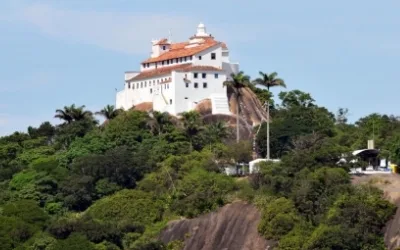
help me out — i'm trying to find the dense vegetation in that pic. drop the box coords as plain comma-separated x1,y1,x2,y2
0,72,399,249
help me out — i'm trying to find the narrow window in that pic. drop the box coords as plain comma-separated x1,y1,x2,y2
167,84,169,89
170,99,173,104
211,53,216,60
198,55,202,60
203,82,207,88
194,73,198,78
143,64,146,68
141,82,143,88
167,60,170,65
180,58,183,62
163,45,166,50
214,73,218,79
194,83,198,88
162,61,165,65
150,88,152,94
202,73,206,79
184,57,187,62
136,83,139,88
147,63,150,67
132,83,135,89
145,81,147,87
190,56,193,60
175,58,178,63
128,83,131,89
185,82,189,88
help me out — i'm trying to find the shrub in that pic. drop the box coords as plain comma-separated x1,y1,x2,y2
171,168,236,218
87,190,164,226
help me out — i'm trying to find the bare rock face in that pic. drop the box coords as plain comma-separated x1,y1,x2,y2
159,202,275,250
352,174,400,250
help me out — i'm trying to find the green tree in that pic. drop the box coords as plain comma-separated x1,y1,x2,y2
95,105,122,121
179,111,203,151
223,71,251,142
203,121,229,145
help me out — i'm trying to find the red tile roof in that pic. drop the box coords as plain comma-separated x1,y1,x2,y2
176,65,223,72
128,63,191,81
127,64,223,81
143,39,222,64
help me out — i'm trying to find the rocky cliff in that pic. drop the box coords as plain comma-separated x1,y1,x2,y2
159,201,275,250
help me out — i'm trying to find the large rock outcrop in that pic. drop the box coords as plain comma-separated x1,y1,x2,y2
352,174,400,250
159,202,275,250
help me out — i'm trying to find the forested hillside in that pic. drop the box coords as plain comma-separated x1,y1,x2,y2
1,72,400,249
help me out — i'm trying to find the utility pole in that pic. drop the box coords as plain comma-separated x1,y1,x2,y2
266,101,270,160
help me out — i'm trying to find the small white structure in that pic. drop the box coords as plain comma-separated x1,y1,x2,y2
116,23,239,115
249,158,281,174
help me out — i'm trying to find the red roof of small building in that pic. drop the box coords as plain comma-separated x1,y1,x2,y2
127,63,223,81
155,38,170,45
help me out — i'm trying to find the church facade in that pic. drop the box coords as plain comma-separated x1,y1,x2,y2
116,23,239,115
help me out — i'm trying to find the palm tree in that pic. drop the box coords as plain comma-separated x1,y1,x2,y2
96,105,122,120
180,111,203,151
253,71,286,160
204,121,229,144
55,104,94,124
147,111,173,137
223,71,251,143
54,106,73,124
69,105,93,121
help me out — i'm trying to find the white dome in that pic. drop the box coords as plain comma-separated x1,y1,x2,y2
198,22,205,28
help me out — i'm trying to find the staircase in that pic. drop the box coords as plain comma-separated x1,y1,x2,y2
210,94,231,115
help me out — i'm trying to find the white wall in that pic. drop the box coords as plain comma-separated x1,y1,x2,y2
173,70,227,115
192,46,223,68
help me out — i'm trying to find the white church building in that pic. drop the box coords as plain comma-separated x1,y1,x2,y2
116,23,239,115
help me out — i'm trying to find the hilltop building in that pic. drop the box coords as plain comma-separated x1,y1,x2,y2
116,23,239,115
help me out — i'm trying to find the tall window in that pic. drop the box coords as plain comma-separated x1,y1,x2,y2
198,55,202,60
194,83,198,88
190,56,193,60
214,73,218,79
170,99,173,104
211,53,216,60
185,82,189,88
137,83,139,88
163,45,166,50
202,73,206,79
128,83,131,89
150,88,152,94
141,82,143,88
180,58,183,62
194,73,198,78
162,61,165,65
203,82,207,88
175,58,178,63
